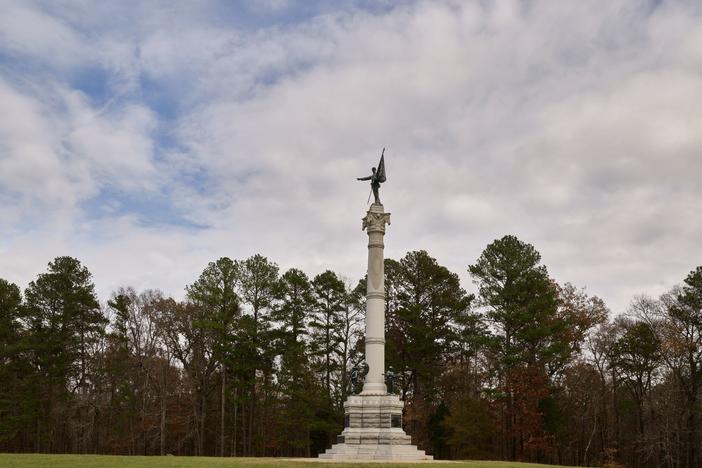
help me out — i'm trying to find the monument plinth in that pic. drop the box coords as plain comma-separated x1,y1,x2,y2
319,203,432,461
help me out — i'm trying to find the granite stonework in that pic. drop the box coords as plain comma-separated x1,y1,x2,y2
320,204,432,461
319,394,432,460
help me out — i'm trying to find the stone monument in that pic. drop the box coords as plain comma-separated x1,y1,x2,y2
319,152,432,461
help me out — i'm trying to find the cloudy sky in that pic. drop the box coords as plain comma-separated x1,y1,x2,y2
1,0,701,313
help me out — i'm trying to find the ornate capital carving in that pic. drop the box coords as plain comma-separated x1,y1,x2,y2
362,211,391,233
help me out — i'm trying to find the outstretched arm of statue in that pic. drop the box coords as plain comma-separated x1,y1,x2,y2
357,175,372,181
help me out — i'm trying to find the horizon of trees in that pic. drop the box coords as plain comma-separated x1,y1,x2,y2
1,235,700,468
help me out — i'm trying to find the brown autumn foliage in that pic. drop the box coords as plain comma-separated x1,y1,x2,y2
1,250,701,468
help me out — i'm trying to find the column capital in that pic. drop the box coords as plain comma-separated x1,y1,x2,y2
362,205,391,233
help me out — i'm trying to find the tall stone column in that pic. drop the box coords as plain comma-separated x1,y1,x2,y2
361,203,391,395
320,202,432,461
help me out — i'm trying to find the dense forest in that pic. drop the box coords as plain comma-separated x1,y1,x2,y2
1,234,700,468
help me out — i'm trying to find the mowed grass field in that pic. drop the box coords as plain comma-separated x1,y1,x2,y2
0,454,587,468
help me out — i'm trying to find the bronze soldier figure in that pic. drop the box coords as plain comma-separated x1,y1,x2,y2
357,148,387,205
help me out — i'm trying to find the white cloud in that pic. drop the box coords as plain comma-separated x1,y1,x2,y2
0,1,90,69
65,98,158,189
0,79,159,218
2,0,702,313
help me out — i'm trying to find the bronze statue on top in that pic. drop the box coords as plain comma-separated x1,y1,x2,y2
357,148,387,205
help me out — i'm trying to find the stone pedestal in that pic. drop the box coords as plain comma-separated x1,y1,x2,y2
319,394,432,460
320,203,432,461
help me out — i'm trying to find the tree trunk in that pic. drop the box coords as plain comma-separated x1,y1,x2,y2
241,403,247,456
160,387,166,455
584,412,597,466
687,398,696,468
232,386,238,456
326,318,331,396
612,369,621,453
200,390,206,456
221,368,226,457
248,396,255,456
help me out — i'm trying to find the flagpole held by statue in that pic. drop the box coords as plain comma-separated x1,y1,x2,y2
357,148,387,205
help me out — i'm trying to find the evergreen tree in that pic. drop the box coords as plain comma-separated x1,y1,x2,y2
104,291,135,452
310,270,346,398
610,319,661,461
333,280,364,407
0,279,28,446
670,267,702,468
186,257,241,457
273,268,327,456
23,256,106,452
107,292,131,357
233,254,279,455
468,235,561,460
384,251,473,455
0,279,22,358
636,266,702,467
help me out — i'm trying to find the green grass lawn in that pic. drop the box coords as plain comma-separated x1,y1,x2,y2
0,454,585,468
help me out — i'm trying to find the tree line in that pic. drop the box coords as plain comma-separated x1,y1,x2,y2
0,235,700,467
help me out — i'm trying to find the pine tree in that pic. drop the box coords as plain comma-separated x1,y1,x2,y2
186,257,241,457
333,280,364,407
23,257,106,452
610,319,661,459
468,235,560,460
0,279,28,446
384,251,473,455
310,270,346,398
233,254,279,455
636,266,702,467
273,268,325,456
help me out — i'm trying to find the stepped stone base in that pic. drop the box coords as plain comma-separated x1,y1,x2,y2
319,394,433,461
319,442,432,460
